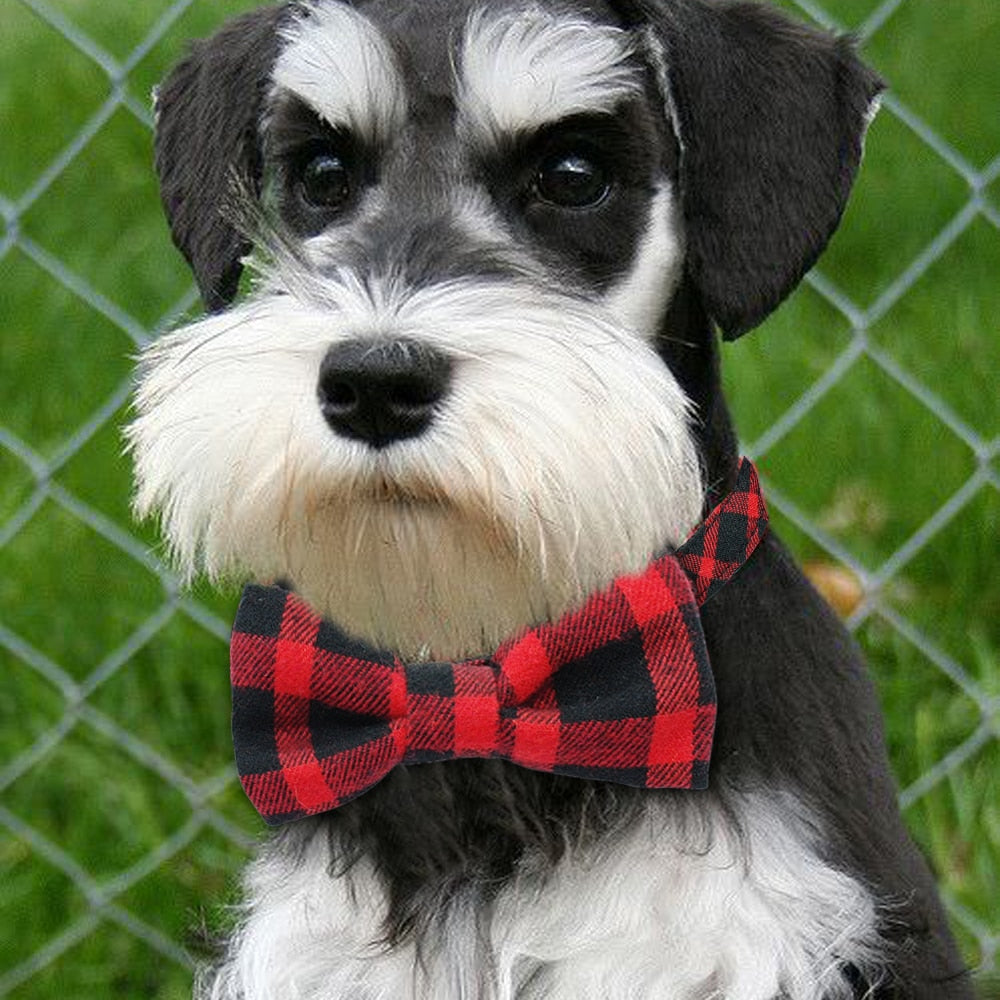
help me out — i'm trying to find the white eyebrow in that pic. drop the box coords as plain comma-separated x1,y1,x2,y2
458,6,642,143
271,2,406,141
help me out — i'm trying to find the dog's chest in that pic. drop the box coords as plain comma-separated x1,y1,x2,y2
218,792,880,1000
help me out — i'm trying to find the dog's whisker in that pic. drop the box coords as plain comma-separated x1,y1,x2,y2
168,312,269,368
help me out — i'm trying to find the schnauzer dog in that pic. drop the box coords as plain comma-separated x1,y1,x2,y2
129,0,974,997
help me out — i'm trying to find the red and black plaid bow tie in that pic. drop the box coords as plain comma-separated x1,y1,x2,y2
231,458,768,825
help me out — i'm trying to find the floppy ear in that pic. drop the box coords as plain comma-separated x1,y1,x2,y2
154,4,294,312
632,0,883,338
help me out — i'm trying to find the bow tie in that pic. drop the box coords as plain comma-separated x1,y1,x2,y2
231,458,768,825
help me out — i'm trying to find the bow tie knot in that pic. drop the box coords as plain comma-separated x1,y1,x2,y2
231,459,768,824
402,658,503,762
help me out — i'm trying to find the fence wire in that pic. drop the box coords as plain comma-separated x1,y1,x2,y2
1,0,997,994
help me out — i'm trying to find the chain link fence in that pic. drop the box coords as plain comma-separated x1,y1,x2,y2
1,0,997,995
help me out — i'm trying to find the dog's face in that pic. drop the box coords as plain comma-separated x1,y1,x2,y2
130,0,880,659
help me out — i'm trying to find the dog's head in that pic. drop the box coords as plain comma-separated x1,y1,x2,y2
129,0,881,658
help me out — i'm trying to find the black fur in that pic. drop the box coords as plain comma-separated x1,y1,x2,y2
154,3,293,311
152,1,971,996
616,0,884,338
701,530,972,997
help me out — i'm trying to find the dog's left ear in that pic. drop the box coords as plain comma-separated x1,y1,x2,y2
626,0,883,339
154,4,293,312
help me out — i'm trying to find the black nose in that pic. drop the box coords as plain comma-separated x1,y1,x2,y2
317,339,452,448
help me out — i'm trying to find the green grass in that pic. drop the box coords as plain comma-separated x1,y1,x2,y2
1,0,999,996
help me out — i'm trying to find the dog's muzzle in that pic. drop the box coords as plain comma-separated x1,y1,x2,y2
317,338,453,449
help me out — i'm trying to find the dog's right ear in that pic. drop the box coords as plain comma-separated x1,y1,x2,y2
154,4,294,312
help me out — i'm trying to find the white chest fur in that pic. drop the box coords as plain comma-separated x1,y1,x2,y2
199,791,882,1000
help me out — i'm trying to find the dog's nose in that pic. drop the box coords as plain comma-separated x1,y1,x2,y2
317,339,452,448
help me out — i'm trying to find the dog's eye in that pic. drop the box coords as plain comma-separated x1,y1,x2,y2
299,151,351,209
534,153,610,209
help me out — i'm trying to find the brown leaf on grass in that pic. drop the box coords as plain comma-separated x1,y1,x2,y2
803,561,865,618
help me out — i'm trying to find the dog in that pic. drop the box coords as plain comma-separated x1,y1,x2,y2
127,0,976,997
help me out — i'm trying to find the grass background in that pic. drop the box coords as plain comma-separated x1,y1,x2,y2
1,0,998,995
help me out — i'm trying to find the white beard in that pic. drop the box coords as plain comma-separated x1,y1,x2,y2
129,269,703,661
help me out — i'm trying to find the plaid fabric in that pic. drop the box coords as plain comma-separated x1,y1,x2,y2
231,458,768,825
